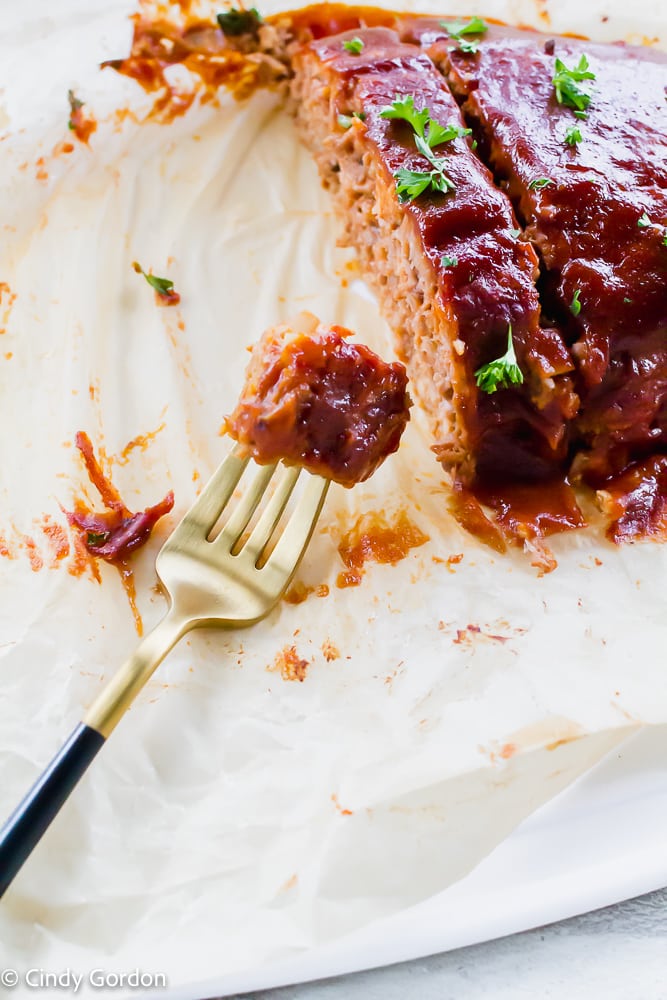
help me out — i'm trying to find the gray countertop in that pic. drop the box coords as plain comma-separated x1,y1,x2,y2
230,888,667,999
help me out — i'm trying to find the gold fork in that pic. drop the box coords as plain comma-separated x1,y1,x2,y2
0,447,329,897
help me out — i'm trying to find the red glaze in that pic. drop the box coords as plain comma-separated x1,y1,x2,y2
67,431,174,564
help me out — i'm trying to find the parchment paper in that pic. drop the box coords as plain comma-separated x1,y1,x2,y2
0,0,665,995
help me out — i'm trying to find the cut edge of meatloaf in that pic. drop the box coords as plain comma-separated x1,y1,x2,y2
291,35,470,472
290,25,577,491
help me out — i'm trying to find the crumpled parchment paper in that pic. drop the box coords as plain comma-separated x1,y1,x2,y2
0,0,664,995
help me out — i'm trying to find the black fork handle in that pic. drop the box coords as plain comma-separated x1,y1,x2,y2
0,723,105,898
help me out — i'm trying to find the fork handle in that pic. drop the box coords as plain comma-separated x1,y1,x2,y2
0,723,104,897
0,612,187,898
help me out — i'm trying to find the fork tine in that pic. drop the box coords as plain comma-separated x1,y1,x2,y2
241,465,301,564
213,461,276,548
262,475,330,576
166,448,249,543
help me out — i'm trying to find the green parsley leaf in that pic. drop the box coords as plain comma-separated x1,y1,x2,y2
564,123,583,146
441,254,458,268
623,297,633,304
570,289,582,316
663,231,667,247
528,177,554,190
217,6,262,35
338,112,365,129
381,95,465,202
394,166,455,202
440,15,488,39
133,261,175,297
67,89,84,130
552,54,595,113
380,94,430,138
474,326,524,394
574,109,588,120
86,530,110,548
637,212,651,228
342,36,364,54
394,168,437,201
509,228,521,239
456,38,480,54
423,121,472,147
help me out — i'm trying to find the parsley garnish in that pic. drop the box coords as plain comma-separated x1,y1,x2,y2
440,15,487,54
440,15,488,39
133,261,176,298
380,95,471,202
343,37,364,54
663,231,667,247
637,212,651,228
570,289,582,316
338,112,365,129
474,326,524,394
441,254,458,268
67,90,84,130
552,54,595,114
528,177,554,190
509,228,521,239
217,6,262,35
564,123,583,146
623,297,633,304
87,530,110,548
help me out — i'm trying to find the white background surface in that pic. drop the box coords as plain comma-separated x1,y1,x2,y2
231,888,667,1000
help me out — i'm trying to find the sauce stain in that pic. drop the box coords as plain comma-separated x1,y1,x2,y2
336,509,429,588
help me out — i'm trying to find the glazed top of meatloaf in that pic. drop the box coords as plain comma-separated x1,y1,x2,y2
409,21,667,385
299,26,577,483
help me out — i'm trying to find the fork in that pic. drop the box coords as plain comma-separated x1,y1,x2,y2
0,447,329,898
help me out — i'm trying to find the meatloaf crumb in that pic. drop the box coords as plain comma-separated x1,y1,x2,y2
225,312,411,486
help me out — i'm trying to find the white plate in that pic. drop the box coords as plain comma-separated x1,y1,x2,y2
186,724,667,998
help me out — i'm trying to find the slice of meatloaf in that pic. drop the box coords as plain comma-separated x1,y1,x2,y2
225,312,411,486
290,25,578,492
415,23,667,502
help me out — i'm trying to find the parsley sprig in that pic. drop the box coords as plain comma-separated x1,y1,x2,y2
380,95,470,202
564,123,583,146
133,261,177,299
440,15,488,53
528,177,554,190
552,54,595,114
217,6,262,35
343,37,364,54
475,326,524,394
338,111,366,129
87,530,110,548
570,289,582,316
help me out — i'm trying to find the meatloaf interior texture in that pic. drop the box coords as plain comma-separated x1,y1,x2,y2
225,312,411,486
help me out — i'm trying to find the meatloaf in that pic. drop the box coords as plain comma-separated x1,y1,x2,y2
415,24,667,503
110,3,667,549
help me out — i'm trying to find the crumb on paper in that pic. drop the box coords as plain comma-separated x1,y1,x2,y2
321,639,340,662
331,793,353,817
284,580,330,605
269,644,310,682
